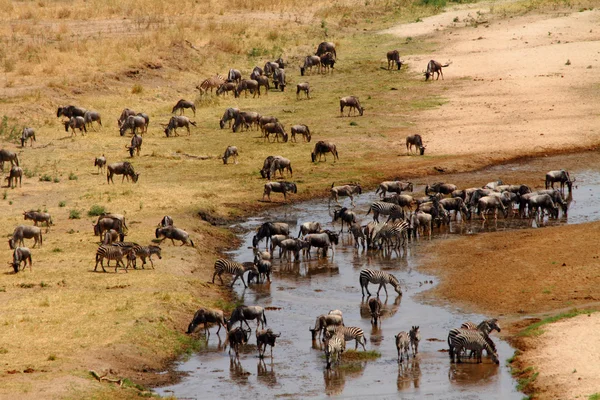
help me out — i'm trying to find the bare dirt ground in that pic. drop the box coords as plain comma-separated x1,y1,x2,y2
384,4,600,398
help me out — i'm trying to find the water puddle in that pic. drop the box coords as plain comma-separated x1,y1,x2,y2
157,152,600,399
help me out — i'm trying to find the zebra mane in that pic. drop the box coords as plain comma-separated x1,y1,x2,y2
388,273,400,288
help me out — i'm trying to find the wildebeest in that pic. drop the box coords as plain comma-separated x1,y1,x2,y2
159,215,174,228
528,194,559,219
304,230,339,258
440,197,471,221
102,229,119,245
163,116,196,137
117,108,137,127
376,181,413,198
226,326,251,359
406,135,426,155
252,222,289,249
311,141,339,162
263,181,297,202
20,128,36,147
368,297,382,325
232,111,261,133
155,226,194,247
107,162,139,184
172,99,196,116
272,68,286,91
64,116,87,136
119,115,147,136
426,182,457,196
290,124,311,142
309,314,344,340
298,222,322,238
332,207,357,233
9,225,42,249
10,247,32,273
83,111,102,131
93,217,123,238
234,79,260,98
296,82,310,99
250,66,264,80
545,170,574,193
340,96,364,116
424,60,451,81
126,134,142,157
229,305,268,332
316,42,337,59
300,55,321,76
278,238,309,261
57,105,86,119
330,183,362,207
23,211,52,227
186,308,227,336
0,149,19,171
227,68,242,84
263,122,288,143
256,329,281,359
269,156,293,179
320,52,335,73
259,116,279,132
255,75,270,94
260,156,276,179
477,196,508,221
387,50,402,70
222,146,239,165
216,81,237,97
219,108,240,129
5,166,22,188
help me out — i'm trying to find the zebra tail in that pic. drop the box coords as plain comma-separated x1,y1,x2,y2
262,310,267,326
366,208,371,215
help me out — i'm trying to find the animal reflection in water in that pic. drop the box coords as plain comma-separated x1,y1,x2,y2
257,359,277,387
323,362,366,396
397,359,422,391
359,295,401,321
229,357,251,383
448,362,500,385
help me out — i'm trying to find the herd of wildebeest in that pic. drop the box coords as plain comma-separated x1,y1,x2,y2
1,40,576,374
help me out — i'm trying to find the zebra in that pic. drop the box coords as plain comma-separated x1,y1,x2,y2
212,258,255,288
395,331,410,362
372,220,409,250
94,245,127,273
196,74,226,94
448,328,499,364
324,334,345,369
359,269,402,297
366,201,404,223
114,244,162,269
324,326,367,351
460,319,500,358
409,326,421,357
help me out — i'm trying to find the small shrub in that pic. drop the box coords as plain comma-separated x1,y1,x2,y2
24,168,34,178
51,248,62,253
2,191,6,200
87,204,106,217
0,348,7,354
68,172,77,181
58,201,66,207
68,209,81,219
47,355,56,361
565,59,571,65
67,229,75,234
131,84,143,94
349,121,358,126
39,174,52,182
53,177,60,183
40,281,49,287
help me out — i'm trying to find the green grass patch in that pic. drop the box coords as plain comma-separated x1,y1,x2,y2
68,209,81,219
87,204,106,217
342,349,381,361
39,174,52,182
518,309,596,337
589,394,600,400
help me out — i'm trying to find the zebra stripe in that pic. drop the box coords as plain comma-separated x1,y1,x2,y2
359,268,402,297
460,319,499,356
372,220,410,249
325,334,345,369
447,328,499,364
367,201,404,223
94,245,126,273
326,326,367,351
198,74,226,94
212,258,254,288
409,326,421,357
395,331,410,362
110,242,162,269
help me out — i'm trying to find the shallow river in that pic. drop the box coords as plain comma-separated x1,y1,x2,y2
157,154,600,399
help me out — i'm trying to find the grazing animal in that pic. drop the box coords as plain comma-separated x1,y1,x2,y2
83,111,102,131
311,141,339,162
269,156,293,179
349,222,366,248
232,111,261,133
461,319,501,358
300,55,322,76
296,82,310,99
229,305,268,331
359,269,402,297
9,226,42,249
387,50,403,70
219,108,240,129
64,116,87,136
383,194,416,211
5,166,22,188
23,211,52,227
409,326,421,357
425,182,457,196
477,196,508,221
255,75,270,94
130,245,162,269
528,194,559,219
250,66,264,80
320,52,335,73
406,135,425,155
107,162,139,184
260,156,276,179
197,74,226,94
264,61,280,77
227,326,251,359
448,328,499,364
163,116,196,137
545,170,574,193
172,99,196,116
290,124,311,142
119,115,147,136
324,334,345,370
332,207,357,232
102,229,119,245
117,108,137,127
222,146,239,164
20,127,36,147
234,79,260,98
252,258,272,283
263,181,297,202
372,220,410,250
424,60,450,81
272,68,286,91
367,201,404,223
368,297,382,325
11,247,32,273
57,105,86,119
252,222,290,249
324,326,367,351
396,331,410,362
309,314,344,340
330,183,362,207
155,226,194,247
262,122,288,143
159,215,174,227
259,115,279,132
94,244,127,273
304,230,339,258
440,197,471,221
340,96,364,116
316,42,337,59
93,218,123,238
227,68,242,84
126,134,142,157
216,81,237,97
298,222,322,238
376,181,413,198
186,308,227,336
256,329,281,359
94,155,106,173
212,259,255,288
278,238,309,261
0,149,19,171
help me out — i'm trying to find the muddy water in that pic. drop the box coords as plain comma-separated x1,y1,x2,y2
158,153,600,399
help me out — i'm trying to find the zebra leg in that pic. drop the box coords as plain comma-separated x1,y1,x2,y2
230,275,238,287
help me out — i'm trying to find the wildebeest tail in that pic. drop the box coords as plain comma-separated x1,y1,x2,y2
262,310,267,326
190,239,195,247
190,121,197,127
